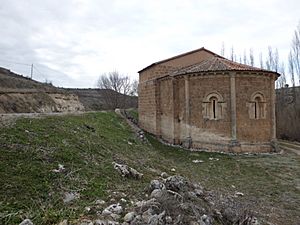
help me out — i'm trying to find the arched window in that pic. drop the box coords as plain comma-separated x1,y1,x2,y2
202,92,226,120
248,92,266,119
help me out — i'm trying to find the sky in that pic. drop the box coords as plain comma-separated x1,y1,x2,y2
0,0,299,88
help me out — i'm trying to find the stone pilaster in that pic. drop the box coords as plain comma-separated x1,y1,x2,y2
183,76,192,148
155,80,161,137
230,72,237,141
270,75,276,140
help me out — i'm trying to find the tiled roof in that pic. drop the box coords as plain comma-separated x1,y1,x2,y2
138,47,220,73
171,56,280,76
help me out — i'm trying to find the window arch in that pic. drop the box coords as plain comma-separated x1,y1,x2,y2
202,92,226,120
248,92,266,119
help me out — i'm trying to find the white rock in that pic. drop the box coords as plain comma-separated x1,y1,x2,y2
102,203,123,215
171,168,176,172
94,219,107,225
192,160,204,163
124,212,135,222
52,164,65,173
95,199,106,205
19,219,34,225
80,220,93,225
58,220,68,225
234,191,244,197
110,213,121,220
149,179,165,192
120,198,127,203
160,172,169,178
107,221,119,225
166,216,172,223
150,189,164,199
63,192,79,203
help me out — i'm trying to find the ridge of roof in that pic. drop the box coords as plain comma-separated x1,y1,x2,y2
138,47,223,73
171,56,280,76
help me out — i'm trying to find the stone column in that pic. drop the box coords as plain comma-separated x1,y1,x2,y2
230,72,237,141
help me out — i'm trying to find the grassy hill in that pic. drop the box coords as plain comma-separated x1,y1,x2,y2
0,112,299,224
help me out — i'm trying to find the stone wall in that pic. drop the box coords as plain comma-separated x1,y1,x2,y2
276,86,300,142
138,80,158,134
188,75,231,149
235,75,273,142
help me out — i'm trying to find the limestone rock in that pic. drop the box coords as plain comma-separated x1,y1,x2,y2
19,219,34,225
58,220,68,225
63,192,80,203
150,189,164,199
199,214,212,225
160,172,169,178
112,162,143,179
79,220,93,225
124,212,135,222
165,175,190,192
149,179,165,192
102,203,123,215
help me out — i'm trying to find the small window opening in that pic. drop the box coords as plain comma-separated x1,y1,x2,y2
213,99,216,119
254,96,260,119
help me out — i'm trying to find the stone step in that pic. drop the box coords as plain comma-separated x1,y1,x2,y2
278,140,300,151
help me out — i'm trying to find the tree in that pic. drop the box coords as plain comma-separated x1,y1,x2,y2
278,62,286,88
290,22,300,85
130,79,139,96
243,49,248,65
97,71,136,109
220,42,225,56
259,52,264,69
265,46,279,72
249,48,254,66
230,46,235,61
288,51,296,87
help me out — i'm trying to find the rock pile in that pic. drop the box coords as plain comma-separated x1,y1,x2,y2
119,175,259,225
76,175,258,225
20,175,259,225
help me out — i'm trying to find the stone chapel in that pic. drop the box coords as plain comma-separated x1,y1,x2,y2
138,47,280,152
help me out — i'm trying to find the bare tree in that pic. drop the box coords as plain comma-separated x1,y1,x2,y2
278,62,286,88
243,49,248,65
221,42,225,56
290,22,300,85
289,51,296,87
265,46,279,72
259,52,264,69
130,79,139,96
97,71,135,109
230,46,235,61
249,48,254,66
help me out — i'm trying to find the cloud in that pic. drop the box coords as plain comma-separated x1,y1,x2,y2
0,0,299,87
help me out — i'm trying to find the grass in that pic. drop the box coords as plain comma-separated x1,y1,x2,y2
0,111,299,225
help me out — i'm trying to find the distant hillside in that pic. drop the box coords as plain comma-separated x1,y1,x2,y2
65,88,138,111
0,67,137,113
0,67,59,93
